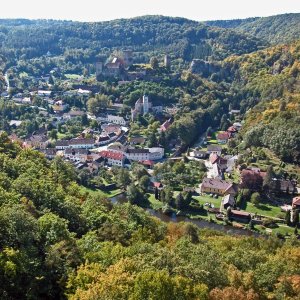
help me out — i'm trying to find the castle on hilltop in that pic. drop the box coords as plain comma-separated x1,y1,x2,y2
96,50,133,78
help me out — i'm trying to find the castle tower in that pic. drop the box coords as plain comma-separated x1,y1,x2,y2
143,95,149,115
164,55,171,69
96,62,103,76
123,50,133,67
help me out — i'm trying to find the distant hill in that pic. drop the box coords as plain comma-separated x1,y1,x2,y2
0,15,263,63
205,13,300,45
204,17,258,29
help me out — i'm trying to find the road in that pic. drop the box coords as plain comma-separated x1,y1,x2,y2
171,131,207,158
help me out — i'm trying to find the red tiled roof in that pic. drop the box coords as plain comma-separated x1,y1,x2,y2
142,160,154,166
160,119,172,132
293,197,300,206
217,132,230,140
99,150,124,161
153,182,162,188
210,153,219,164
241,169,267,178
231,210,251,217
227,126,237,133
202,177,232,191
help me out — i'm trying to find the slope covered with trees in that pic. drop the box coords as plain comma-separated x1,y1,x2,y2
223,40,300,163
0,132,299,299
0,15,263,66
206,13,300,45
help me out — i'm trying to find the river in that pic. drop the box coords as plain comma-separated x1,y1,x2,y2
110,194,260,237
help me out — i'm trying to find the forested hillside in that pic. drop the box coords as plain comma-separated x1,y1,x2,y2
224,40,300,163
0,132,299,299
0,15,263,65
206,13,300,45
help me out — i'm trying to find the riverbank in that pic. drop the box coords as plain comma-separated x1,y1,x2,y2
80,187,293,238
110,193,263,237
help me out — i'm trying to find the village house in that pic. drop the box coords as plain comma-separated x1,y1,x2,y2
55,138,95,150
107,132,118,142
128,136,146,145
217,132,230,144
98,114,126,125
159,118,172,133
209,153,228,171
229,210,251,223
39,148,57,159
126,148,150,161
189,150,209,159
25,134,50,149
55,140,70,150
292,197,300,209
86,160,103,173
69,138,95,149
101,124,122,136
200,177,238,196
240,168,266,191
107,142,126,153
97,136,111,145
38,90,52,97
99,150,125,167
53,100,69,113
207,145,222,156
224,155,238,173
271,179,297,194
125,147,164,161
141,160,155,169
227,126,238,138
229,109,241,115
221,194,235,210
63,110,85,120
64,148,90,162
13,96,31,104
77,88,91,96
233,122,242,130
149,181,163,192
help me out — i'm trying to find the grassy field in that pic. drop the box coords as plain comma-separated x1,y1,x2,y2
255,224,296,236
243,202,283,219
193,194,222,207
57,132,68,139
147,193,164,210
207,139,218,144
79,186,122,198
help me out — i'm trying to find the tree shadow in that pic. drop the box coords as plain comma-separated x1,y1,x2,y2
255,204,271,211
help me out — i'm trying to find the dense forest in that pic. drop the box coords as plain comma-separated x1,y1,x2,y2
0,15,263,65
224,40,300,163
206,13,300,45
0,133,299,299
